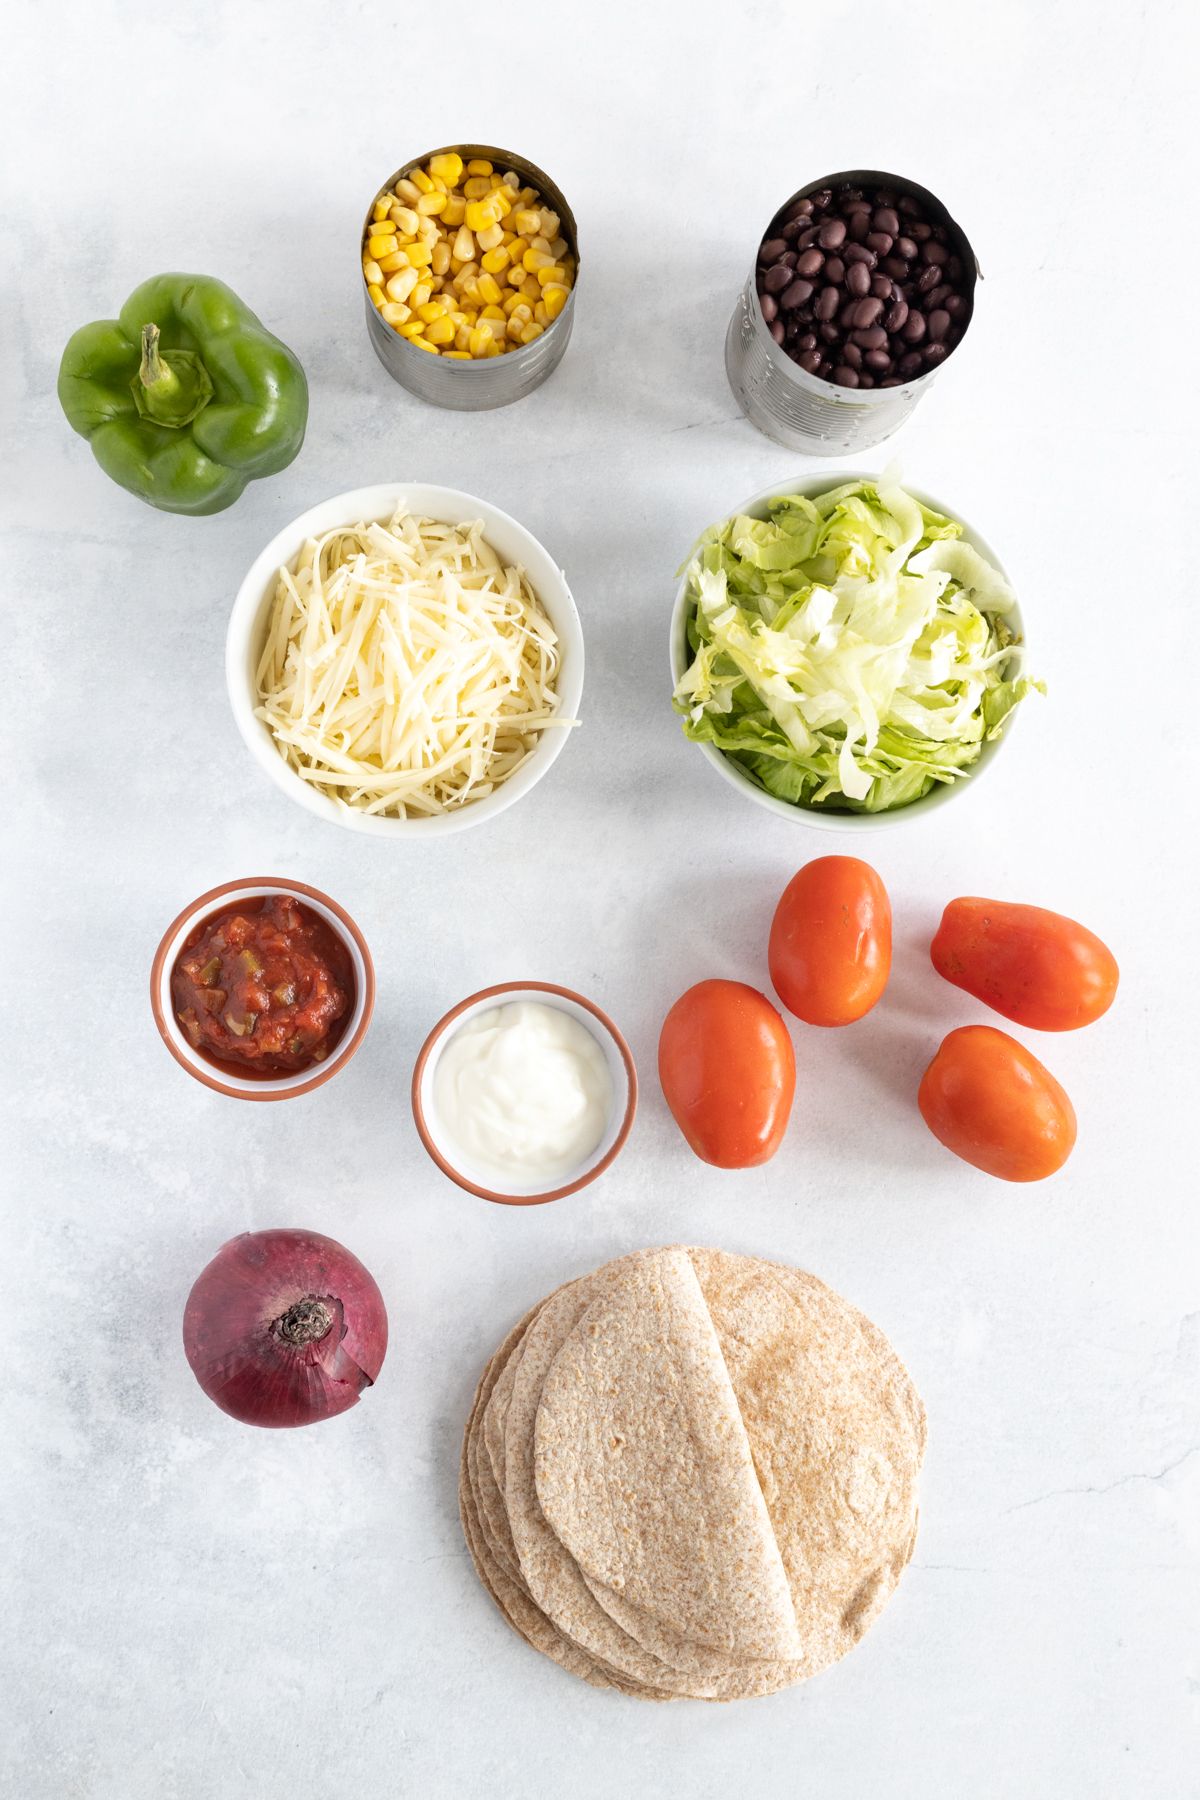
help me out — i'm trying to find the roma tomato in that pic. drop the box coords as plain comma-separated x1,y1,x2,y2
769,856,892,1027
931,897,1118,1031
658,979,795,1169
918,1025,1076,1181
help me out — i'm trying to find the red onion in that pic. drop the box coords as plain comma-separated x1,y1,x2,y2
183,1229,388,1428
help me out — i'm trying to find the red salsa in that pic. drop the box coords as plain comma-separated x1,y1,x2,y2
171,895,355,1078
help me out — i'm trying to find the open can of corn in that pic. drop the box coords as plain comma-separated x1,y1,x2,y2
725,168,979,456
361,144,580,411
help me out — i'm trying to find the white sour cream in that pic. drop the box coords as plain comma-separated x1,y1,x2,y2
433,1001,613,1187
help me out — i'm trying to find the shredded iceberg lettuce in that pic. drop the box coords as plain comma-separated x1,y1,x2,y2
673,478,1041,813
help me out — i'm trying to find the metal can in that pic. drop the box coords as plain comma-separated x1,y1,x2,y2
725,169,979,457
361,144,579,412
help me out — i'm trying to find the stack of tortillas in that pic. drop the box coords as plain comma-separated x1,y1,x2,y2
459,1246,926,1700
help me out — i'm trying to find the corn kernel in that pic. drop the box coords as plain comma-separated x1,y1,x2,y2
425,316,456,345
506,264,527,289
465,198,501,232
503,293,528,317
412,337,440,353
394,178,421,203
385,267,419,302
398,320,425,338
467,325,493,356
405,241,434,267
542,284,569,320
514,209,541,236
463,177,492,199
378,251,409,274
549,236,569,260
480,303,506,320
453,225,475,263
417,217,439,245
507,318,525,342
431,241,451,276
381,301,411,325
523,247,554,273
476,221,504,253
362,258,383,285
521,278,542,302
466,159,493,176
529,236,553,256
477,273,503,305
481,246,510,274
442,195,466,227
537,263,566,287
534,302,549,326
416,299,448,323
516,186,538,207
443,350,472,359
410,166,434,194
455,325,473,351
411,281,433,309
520,321,545,344
367,283,385,306
372,197,392,223
416,191,447,216
539,210,561,239
389,205,419,235
430,152,464,184
502,170,521,190
368,234,399,258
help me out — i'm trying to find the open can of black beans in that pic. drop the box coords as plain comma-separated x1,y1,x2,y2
726,169,979,456
361,143,580,412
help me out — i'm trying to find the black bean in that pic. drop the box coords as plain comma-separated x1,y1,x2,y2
852,325,888,349
818,218,847,249
921,238,949,266
873,206,900,235
944,293,967,319
780,218,802,242
882,255,909,281
840,301,860,328
865,231,893,256
846,261,871,297
832,365,859,387
795,247,825,277
897,350,923,376
884,298,909,333
815,285,840,321
797,348,822,373
870,274,893,299
759,291,778,322
797,332,817,350
764,263,794,294
769,319,785,344
864,348,892,371
924,341,949,365
759,237,788,263
843,243,876,266
927,283,952,309
910,220,932,241
916,264,941,294
932,224,949,244
781,278,815,309
811,189,832,208
824,256,845,284
784,197,814,223
902,310,927,343
846,212,870,242
796,226,820,250
841,341,863,369
880,376,901,387
819,321,839,344
894,236,918,261
897,194,922,216
857,373,874,388
853,296,884,327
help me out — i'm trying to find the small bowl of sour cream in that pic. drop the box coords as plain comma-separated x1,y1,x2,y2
411,982,638,1204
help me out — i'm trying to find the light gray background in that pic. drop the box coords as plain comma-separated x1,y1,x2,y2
3,2,1197,1795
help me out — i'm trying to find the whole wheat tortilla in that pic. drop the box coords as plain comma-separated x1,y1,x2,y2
535,1249,803,1664
688,1249,925,1673
460,1246,926,1701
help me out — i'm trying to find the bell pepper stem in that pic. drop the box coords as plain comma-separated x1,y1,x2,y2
131,322,214,428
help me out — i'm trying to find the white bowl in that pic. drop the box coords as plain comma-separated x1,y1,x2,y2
227,483,583,837
411,982,638,1205
668,471,1027,831
151,878,375,1102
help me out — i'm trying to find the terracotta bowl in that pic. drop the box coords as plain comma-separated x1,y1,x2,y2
150,878,375,1101
411,981,637,1204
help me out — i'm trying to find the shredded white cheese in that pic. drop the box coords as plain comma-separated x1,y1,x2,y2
254,509,575,819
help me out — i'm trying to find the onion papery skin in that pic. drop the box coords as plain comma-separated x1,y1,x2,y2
183,1229,388,1428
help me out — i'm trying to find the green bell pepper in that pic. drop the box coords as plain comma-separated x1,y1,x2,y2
58,274,308,516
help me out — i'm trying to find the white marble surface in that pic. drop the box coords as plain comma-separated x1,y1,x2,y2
3,2,1197,1794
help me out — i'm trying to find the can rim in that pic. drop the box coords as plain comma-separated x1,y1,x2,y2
360,142,580,372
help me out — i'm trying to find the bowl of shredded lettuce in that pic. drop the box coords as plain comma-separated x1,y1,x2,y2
670,473,1040,827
